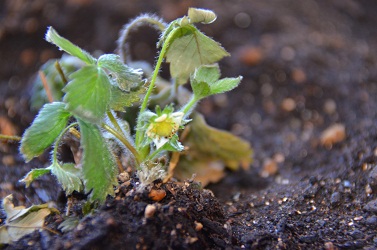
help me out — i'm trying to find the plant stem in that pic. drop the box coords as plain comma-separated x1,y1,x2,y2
145,146,165,162
180,95,198,117
0,134,21,142
106,111,123,133
39,71,54,103
102,123,141,166
135,28,179,149
117,14,167,63
54,61,68,84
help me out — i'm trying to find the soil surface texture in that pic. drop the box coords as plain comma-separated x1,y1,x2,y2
1,0,377,249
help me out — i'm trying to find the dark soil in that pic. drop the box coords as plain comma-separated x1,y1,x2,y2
1,0,377,249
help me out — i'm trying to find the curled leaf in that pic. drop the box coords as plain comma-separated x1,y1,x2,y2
20,168,51,187
188,8,217,24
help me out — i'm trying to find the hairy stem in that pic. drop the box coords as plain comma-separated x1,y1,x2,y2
0,134,21,142
117,14,167,63
102,123,141,166
180,95,199,117
106,111,123,133
39,71,53,103
135,28,180,149
54,61,68,84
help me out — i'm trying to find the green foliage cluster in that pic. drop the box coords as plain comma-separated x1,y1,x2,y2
17,8,252,203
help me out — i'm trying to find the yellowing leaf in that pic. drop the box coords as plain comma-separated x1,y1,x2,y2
0,195,59,244
174,158,226,186
165,27,229,84
175,113,252,185
20,168,51,188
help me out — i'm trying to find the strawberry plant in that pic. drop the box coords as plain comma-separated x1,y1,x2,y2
3,8,252,204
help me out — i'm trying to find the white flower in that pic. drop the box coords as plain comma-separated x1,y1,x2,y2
146,111,184,149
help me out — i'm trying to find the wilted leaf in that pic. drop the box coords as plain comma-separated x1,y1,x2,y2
49,162,83,195
0,195,58,244
63,65,111,123
78,119,118,202
165,26,229,84
174,158,226,187
20,102,71,161
45,27,96,65
20,168,51,187
98,54,143,91
175,113,252,185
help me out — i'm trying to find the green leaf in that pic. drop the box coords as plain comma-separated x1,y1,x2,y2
193,64,221,83
165,26,229,84
19,168,51,187
210,77,242,95
190,65,242,99
109,83,146,112
188,8,217,24
78,119,118,203
0,195,59,244
63,65,111,123
190,64,220,99
20,102,71,161
191,81,211,100
49,162,83,195
180,113,252,171
98,54,143,91
45,27,96,65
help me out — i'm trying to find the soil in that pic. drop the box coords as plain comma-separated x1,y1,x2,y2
1,0,377,249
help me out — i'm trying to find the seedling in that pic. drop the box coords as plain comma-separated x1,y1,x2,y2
2,8,252,204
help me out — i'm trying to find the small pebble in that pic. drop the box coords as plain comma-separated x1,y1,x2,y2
194,221,203,231
261,158,278,177
368,166,377,193
320,123,346,147
343,180,351,188
330,192,341,207
148,188,166,202
349,229,364,239
118,172,130,182
281,98,296,112
238,46,263,66
323,99,337,114
144,204,156,219
317,219,326,227
364,199,377,213
291,68,306,83
324,242,335,250
2,155,15,166
366,215,377,226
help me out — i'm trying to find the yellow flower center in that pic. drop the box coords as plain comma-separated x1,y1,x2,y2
147,114,179,139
